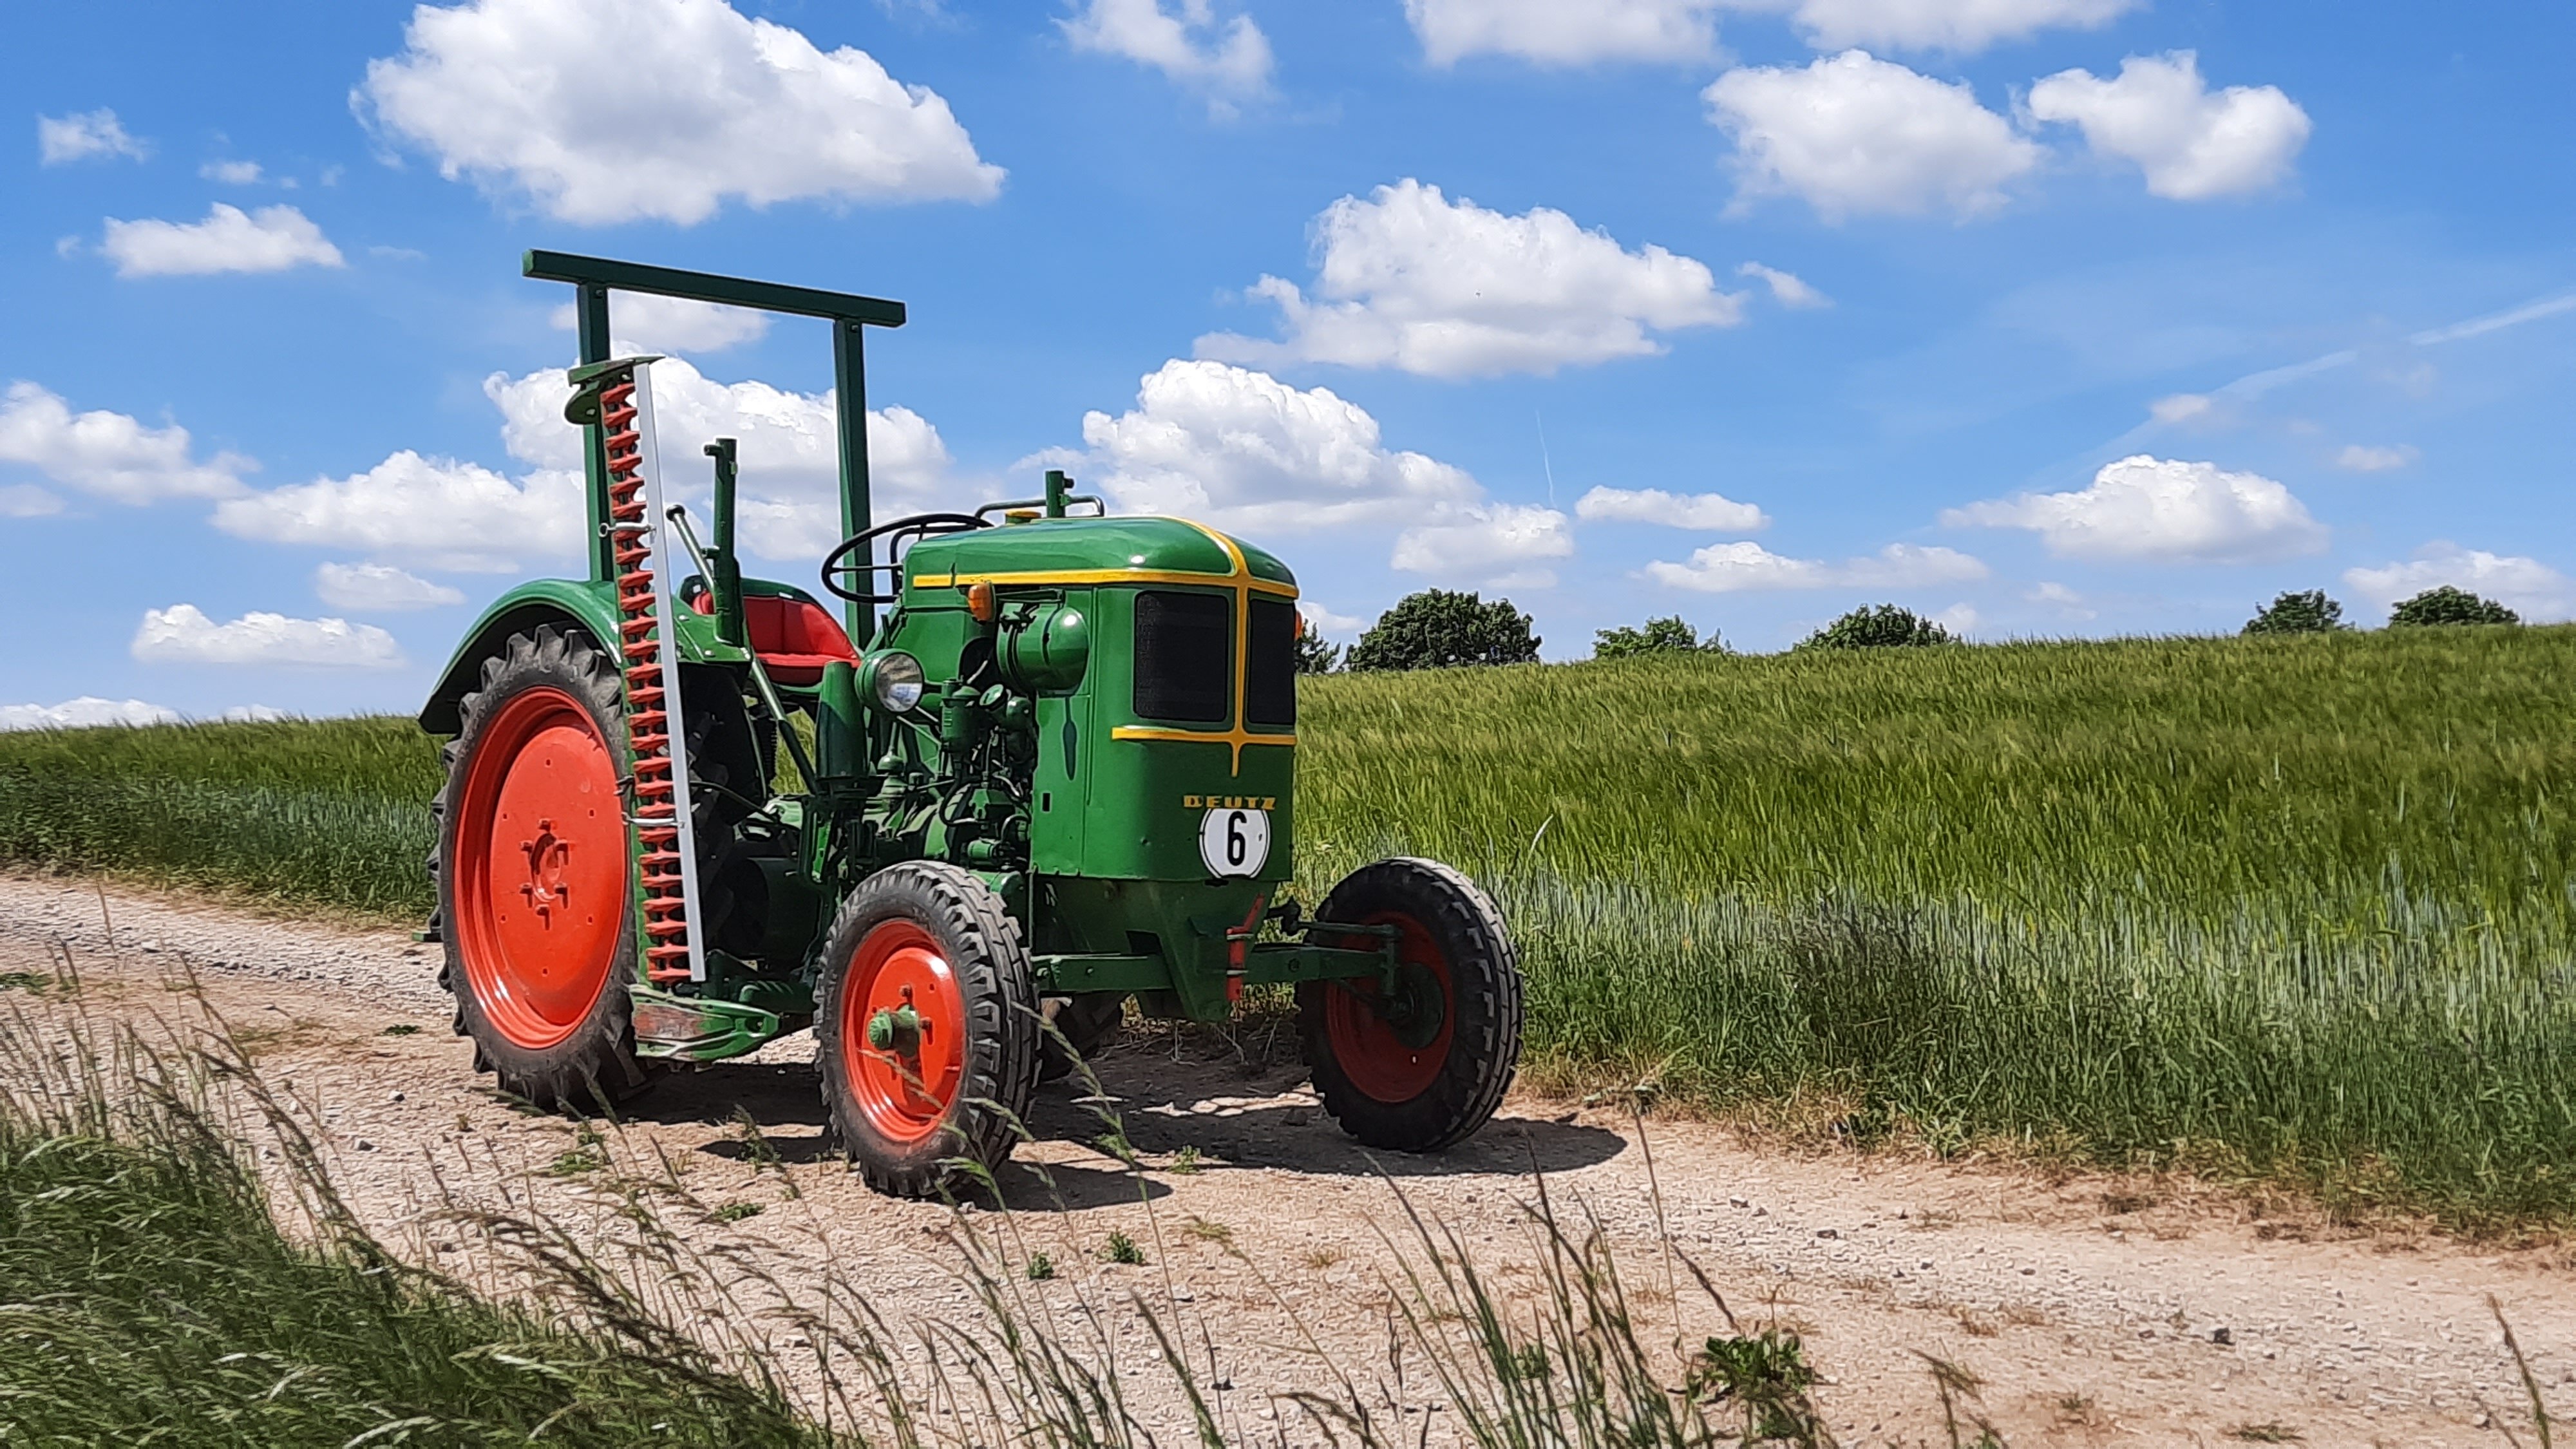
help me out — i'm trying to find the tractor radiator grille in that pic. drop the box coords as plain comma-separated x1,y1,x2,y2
1245,597,1296,727
1133,590,1230,723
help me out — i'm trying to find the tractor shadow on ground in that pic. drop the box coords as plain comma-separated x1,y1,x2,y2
629,1028,1623,1191
1041,1043,1627,1181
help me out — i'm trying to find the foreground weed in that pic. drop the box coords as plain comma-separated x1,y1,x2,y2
1101,1231,1146,1265
1688,1329,1826,1446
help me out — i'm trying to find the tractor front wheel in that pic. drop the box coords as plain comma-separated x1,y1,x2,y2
816,862,1041,1197
435,626,652,1111
1300,858,1522,1152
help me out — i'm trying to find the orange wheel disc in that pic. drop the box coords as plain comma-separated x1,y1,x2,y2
452,687,626,1051
839,919,969,1146
1325,914,1455,1103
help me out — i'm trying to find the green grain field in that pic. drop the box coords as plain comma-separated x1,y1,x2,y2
5,626,2572,1224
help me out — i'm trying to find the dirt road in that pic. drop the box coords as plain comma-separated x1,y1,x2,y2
3,873,2568,1446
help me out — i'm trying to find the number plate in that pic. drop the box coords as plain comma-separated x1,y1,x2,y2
1198,806,1272,878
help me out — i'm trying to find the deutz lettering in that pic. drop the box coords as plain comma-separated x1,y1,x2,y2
1183,795,1277,810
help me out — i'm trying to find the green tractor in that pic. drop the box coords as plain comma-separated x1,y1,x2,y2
418,252,1523,1195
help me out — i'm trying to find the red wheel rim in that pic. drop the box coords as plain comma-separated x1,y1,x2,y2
838,919,969,1146
1325,913,1455,1103
452,687,625,1052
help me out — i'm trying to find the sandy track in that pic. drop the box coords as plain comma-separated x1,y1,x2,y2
3,873,2569,1446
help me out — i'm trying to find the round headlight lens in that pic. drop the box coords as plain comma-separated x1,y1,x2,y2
866,651,926,713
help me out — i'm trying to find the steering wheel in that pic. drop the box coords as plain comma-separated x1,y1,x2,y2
820,512,990,603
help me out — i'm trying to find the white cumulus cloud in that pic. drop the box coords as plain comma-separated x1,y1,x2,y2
1738,261,1829,308
484,354,954,561
1575,486,1768,531
1072,358,1570,586
213,451,586,573
0,381,252,504
1063,0,1272,104
200,159,265,184
2334,443,2416,473
1944,454,2327,563
1705,51,2040,220
1644,539,1988,592
549,294,770,354
100,204,345,278
0,697,185,732
359,0,1003,225
1404,0,1719,66
133,605,406,669
2027,52,2311,200
1770,0,2139,53
1198,179,1743,379
38,109,147,165
1390,504,1575,589
2342,544,2573,621
315,562,468,612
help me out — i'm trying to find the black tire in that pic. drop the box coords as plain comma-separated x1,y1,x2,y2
1300,858,1522,1152
815,861,1042,1197
1038,993,1128,1083
435,625,653,1112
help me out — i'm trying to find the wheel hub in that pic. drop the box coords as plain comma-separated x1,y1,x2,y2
1376,960,1447,1049
518,819,573,917
867,990,925,1052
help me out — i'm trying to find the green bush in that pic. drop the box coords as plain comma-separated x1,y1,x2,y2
1794,603,1953,650
1593,615,1727,659
1345,589,1541,671
2242,589,2348,635
2389,585,2519,627
1294,622,1343,674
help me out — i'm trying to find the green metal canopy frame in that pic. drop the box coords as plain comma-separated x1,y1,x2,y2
522,249,907,645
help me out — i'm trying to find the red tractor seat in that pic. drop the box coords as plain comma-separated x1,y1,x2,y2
690,592,860,687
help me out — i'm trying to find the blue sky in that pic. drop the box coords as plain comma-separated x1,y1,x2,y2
5,0,2572,723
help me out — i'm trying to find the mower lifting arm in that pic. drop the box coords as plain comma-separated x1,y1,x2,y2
523,249,905,647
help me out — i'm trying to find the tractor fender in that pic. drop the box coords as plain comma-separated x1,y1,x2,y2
417,578,624,735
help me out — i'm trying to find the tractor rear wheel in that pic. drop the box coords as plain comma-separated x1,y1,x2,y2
435,626,652,1111
816,861,1041,1197
1300,858,1522,1152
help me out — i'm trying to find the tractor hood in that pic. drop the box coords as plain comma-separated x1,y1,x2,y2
900,515,1296,598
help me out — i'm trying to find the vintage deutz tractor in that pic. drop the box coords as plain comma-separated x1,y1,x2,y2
418,252,1522,1195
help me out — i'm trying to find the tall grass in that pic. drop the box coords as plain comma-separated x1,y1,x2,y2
5,627,2575,1220
1299,628,2576,930
0,714,437,915
0,999,826,1444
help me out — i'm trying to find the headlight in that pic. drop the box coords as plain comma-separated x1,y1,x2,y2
861,650,926,713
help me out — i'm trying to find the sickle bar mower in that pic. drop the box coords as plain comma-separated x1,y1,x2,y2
419,251,1524,1196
